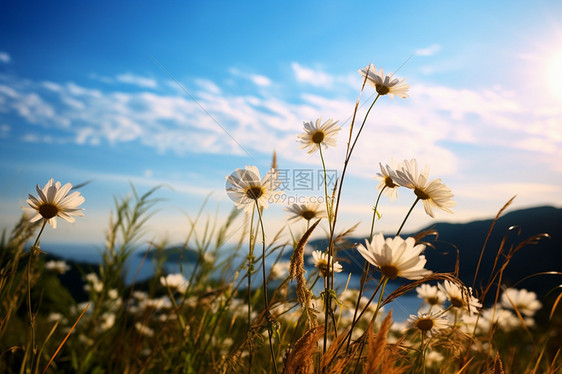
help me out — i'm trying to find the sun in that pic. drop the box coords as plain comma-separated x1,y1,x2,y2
546,50,562,102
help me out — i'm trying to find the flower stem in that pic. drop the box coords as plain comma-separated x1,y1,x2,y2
27,219,47,367
255,203,278,374
346,187,385,352
318,145,335,354
396,197,420,236
247,205,256,373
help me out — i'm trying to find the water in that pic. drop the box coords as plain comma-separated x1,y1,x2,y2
41,243,421,321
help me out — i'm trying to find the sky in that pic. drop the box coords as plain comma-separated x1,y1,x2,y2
1,0,561,247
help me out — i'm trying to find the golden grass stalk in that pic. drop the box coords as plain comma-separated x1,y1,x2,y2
42,303,90,374
285,325,324,374
471,195,516,289
289,219,321,325
364,311,393,373
320,327,354,372
492,352,505,374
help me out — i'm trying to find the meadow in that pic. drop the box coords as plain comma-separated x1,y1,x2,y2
1,64,561,373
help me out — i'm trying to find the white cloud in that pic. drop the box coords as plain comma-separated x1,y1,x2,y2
0,52,11,63
291,62,334,87
195,79,221,94
1,65,561,188
116,73,158,88
249,74,271,87
415,44,442,56
228,68,272,87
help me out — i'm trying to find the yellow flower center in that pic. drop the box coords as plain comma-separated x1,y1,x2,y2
312,131,325,144
245,186,263,200
380,265,399,279
415,318,434,332
414,188,430,200
317,261,330,277
427,296,439,305
384,176,397,188
301,210,316,221
376,84,390,95
450,297,464,308
39,203,59,219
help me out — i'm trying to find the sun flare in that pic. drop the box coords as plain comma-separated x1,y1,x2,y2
547,50,562,101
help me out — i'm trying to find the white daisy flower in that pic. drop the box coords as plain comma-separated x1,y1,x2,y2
160,273,189,294
356,233,432,280
416,284,447,306
311,250,342,277
408,309,449,336
393,159,456,218
297,118,341,154
375,161,402,201
359,64,409,99
285,202,327,222
439,280,482,314
480,308,520,332
26,178,85,228
225,165,283,212
45,260,70,274
501,288,542,317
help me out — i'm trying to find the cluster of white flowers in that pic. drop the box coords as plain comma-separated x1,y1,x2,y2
160,273,189,294
45,260,70,274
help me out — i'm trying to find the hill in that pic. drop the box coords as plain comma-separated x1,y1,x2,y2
309,206,562,298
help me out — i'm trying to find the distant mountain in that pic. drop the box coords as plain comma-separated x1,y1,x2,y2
308,206,562,298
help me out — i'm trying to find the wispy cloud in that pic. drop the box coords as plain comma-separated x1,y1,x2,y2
0,52,10,63
116,73,158,88
1,64,561,186
228,68,272,87
291,62,334,88
414,44,442,56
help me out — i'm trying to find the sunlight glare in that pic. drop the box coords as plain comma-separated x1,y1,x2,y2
547,49,562,101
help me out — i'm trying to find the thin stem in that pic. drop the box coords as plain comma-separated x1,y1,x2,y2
396,197,420,236
346,187,385,352
327,276,387,368
318,145,335,354
247,205,256,374
352,277,389,374
27,219,47,369
255,203,279,374
369,187,385,240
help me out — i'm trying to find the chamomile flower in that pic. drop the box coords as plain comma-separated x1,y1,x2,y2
359,64,410,98
439,280,482,314
393,159,456,218
26,178,85,229
285,202,327,222
45,260,70,274
501,288,542,317
297,118,341,154
416,284,447,306
160,273,190,294
225,166,283,212
408,310,449,336
356,233,432,280
311,250,342,277
375,161,402,201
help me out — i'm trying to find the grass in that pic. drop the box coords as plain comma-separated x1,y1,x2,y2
1,64,561,373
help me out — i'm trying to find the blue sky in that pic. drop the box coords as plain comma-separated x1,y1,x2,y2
1,1,561,245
